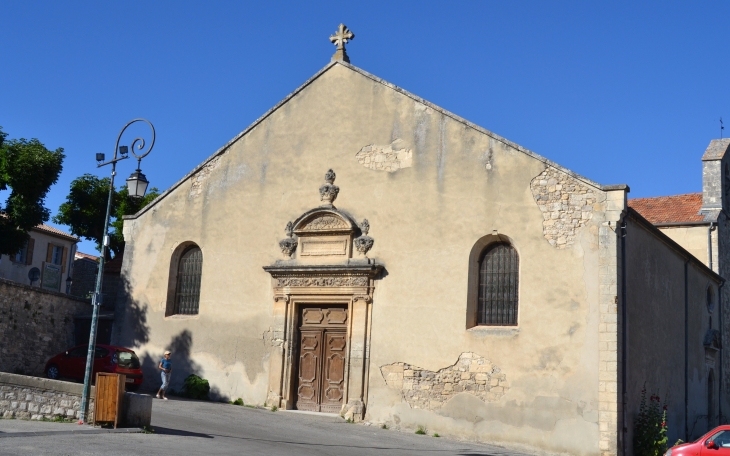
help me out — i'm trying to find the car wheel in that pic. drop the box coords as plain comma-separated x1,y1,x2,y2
46,365,60,380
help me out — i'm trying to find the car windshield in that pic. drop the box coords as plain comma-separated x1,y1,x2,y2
117,351,140,369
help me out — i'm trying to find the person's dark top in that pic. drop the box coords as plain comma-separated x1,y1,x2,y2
161,359,172,371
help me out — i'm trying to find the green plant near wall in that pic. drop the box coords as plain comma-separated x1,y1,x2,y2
634,386,668,456
182,374,210,400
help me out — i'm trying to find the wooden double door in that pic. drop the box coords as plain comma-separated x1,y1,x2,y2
295,305,348,413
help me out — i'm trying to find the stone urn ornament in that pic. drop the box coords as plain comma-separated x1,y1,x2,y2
319,169,340,205
354,219,374,258
278,221,298,258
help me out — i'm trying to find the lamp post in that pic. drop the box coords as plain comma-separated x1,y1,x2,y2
79,119,155,424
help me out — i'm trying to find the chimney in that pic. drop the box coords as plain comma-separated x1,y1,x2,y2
701,138,730,213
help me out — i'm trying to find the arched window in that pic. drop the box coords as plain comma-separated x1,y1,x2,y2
477,243,519,326
173,246,203,315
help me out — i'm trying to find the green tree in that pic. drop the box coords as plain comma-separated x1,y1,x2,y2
0,127,65,256
53,173,159,260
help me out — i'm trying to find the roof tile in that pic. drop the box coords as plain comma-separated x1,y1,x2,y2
628,193,705,224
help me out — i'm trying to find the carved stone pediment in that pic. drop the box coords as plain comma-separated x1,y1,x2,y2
293,209,356,235
271,170,375,263
299,215,349,232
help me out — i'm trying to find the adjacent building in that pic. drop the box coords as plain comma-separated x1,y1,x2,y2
0,223,77,293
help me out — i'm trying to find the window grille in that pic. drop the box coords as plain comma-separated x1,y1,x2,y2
174,247,203,315
477,243,519,326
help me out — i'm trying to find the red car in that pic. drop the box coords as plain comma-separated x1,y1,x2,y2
666,425,730,455
44,344,144,391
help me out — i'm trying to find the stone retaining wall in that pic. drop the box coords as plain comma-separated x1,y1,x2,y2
0,278,91,376
0,372,94,421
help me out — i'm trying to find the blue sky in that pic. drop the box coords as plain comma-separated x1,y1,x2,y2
2,1,730,255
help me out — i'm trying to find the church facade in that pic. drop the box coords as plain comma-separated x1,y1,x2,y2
114,33,727,456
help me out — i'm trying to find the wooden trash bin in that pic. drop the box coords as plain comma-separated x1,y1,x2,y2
94,373,126,428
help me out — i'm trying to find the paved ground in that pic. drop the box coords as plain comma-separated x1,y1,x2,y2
0,397,539,456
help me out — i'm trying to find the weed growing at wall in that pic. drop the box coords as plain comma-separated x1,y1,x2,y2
633,386,668,456
182,374,210,400
415,425,427,435
230,398,243,406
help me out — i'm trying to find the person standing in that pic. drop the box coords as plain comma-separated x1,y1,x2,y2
157,350,172,400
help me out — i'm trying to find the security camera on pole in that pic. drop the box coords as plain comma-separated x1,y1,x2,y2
78,119,155,424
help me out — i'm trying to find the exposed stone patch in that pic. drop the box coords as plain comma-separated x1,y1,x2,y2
380,352,508,411
356,139,412,173
190,156,221,198
530,166,596,248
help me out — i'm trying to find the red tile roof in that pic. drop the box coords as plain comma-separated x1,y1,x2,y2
75,251,99,262
0,213,78,241
33,223,79,241
628,193,706,224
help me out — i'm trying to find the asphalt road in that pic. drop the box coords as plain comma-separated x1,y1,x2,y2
0,397,539,456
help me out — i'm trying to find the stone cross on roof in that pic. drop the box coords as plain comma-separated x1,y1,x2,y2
329,23,354,63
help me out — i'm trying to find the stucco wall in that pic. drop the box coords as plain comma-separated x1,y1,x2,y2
0,278,90,376
625,214,721,449
117,63,615,455
657,225,717,272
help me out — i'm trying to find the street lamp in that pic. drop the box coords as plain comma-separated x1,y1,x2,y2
79,119,155,424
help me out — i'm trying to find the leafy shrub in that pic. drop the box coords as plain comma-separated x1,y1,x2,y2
230,398,244,406
415,425,427,435
182,374,210,400
634,386,668,456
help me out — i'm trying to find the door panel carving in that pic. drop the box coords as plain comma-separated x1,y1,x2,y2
302,309,324,324
325,308,348,325
295,306,347,413
296,331,321,411
321,332,346,413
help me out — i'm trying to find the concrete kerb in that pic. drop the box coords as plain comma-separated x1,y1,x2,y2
0,427,143,438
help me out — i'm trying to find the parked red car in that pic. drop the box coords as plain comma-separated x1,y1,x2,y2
666,425,730,455
44,344,143,391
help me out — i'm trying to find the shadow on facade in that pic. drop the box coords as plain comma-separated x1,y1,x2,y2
112,275,149,349
139,329,224,401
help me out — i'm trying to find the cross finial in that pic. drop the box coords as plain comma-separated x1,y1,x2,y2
329,24,354,63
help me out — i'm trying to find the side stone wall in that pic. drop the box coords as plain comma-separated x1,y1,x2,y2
0,372,94,421
0,278,91,376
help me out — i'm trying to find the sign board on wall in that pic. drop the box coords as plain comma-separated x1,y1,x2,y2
41,263,61,291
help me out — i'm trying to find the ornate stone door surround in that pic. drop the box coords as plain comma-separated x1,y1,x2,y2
263,170,382,420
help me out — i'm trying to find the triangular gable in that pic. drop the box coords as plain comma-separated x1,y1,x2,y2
128,61,625,220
